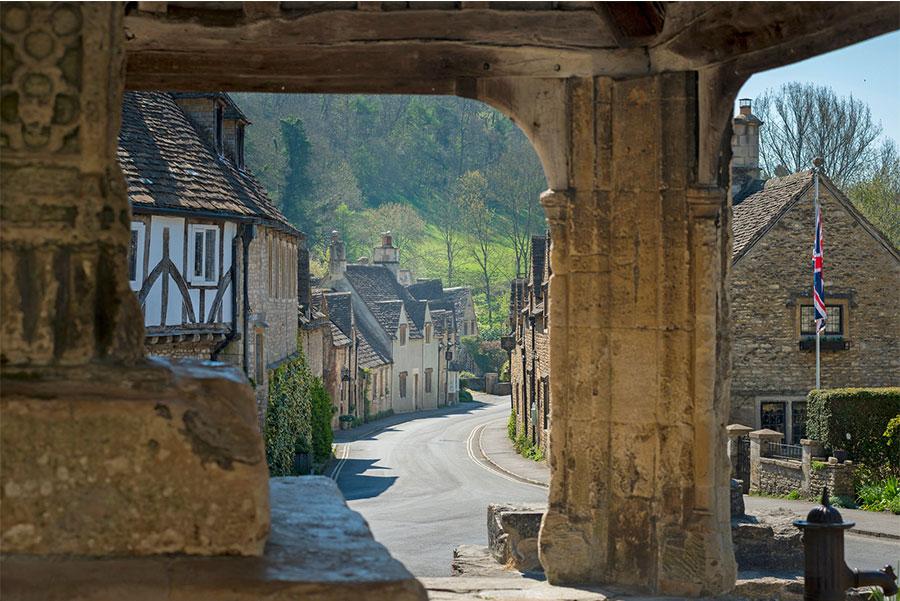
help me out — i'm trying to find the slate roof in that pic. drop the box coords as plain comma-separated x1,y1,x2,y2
118,91,296,234
344,264,423,338
732,171,813,262
329,321,351,347
169,92,249,122
431,309,450,337
325,291,352,339
443,287,471,328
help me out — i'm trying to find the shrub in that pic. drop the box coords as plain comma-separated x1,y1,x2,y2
857,476,900,514
508,409,517,440
805,388,900,472
460,336,507,375
499,359,510,382
786,490,801,500
458,388,474,402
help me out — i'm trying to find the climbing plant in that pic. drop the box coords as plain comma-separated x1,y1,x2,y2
309,376,334,464
264,353,313,476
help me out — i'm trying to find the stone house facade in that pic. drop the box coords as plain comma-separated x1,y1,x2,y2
407,279,464,404
508,234,552,454
322,232,456,414
730,168,900,442
119,90,302,419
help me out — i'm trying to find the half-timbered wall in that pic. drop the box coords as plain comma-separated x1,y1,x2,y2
132,214,236,331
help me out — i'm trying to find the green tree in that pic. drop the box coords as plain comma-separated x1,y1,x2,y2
279,117,316,233
848,139,900,247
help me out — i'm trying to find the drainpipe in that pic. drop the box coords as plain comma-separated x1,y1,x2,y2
241,224,255,376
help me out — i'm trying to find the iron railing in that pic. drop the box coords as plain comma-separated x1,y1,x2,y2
766,441,802,460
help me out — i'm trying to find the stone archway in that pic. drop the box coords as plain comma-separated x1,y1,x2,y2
2,2,897,597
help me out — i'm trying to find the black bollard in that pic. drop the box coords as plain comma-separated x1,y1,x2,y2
794,488,897,601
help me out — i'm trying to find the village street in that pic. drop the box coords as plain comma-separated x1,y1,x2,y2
330,395,547,576
332,394,900,578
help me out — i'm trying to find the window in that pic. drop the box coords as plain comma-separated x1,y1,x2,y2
462,321,468,336
425,323,432,344
187,224,219,285
255,331,265,380
399,372,407,398
800,303,844,336
399,324,407,346
760,401,786,435
791,402,807,445
128,222,146,289
215,102,224,156
425,368,433,393
236,124,245,169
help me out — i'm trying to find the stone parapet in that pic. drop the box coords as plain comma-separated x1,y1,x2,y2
1,358,270,556
1,477,426,601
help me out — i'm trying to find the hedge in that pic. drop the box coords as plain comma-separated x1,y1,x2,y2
805,387,900,471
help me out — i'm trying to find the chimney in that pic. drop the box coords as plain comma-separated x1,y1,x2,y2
372,231,400,279
329,230,346,278
731,98,763,197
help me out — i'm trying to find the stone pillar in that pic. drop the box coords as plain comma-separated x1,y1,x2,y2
532,74,736,596
1,4,270,558
1,3,143,366
748,429,783,493
800,438,825,496
726,424,753,472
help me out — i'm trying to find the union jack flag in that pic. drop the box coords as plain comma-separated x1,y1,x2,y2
812,199,826,333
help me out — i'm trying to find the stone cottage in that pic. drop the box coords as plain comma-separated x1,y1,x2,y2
323,232,449,413
730,169,900,442
508,234,552,454
407,278,466,404
118,90,302,417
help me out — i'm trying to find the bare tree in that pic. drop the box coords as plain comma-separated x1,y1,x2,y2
433,172,478,287
848,139,900,246
465,172,499,325
486,143,546,277
754,83,882,187
362,202,426,252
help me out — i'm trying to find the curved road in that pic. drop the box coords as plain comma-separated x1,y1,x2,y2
332,396,547,576
332,396,899,577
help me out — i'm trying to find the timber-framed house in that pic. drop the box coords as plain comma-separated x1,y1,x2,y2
119,91,303,416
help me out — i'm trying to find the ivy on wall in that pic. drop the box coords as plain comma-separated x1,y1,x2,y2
264,347,336,476
264,353,314,476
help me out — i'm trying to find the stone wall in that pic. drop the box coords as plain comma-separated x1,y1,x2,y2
808,461,855,499
731,184,900,427
755,458,803,497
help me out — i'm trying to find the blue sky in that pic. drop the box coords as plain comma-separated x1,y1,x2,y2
737,31,900,143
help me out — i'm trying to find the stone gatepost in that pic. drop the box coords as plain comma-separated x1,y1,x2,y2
726,423,753,489
480,73,736,596
1,3,269,557
800,439,826,496
748,429,783,493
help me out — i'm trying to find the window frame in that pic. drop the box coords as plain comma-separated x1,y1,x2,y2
399,323,407,346
186,223,220,286
796,298,849,338
399,371,407,398
425,368,433,393
756,396,807,446
129,221,146,290
424,323,432,344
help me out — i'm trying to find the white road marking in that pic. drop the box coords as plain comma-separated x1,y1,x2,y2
465,422,547,489
330,442,351,481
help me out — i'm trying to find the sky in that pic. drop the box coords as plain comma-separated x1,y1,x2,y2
736,30,900,143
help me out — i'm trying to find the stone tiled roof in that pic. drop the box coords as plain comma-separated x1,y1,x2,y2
344,264,422,338
732,171,813,263
329,321,351,347
443,287,471,328
370,300,403,337
431,309,452,337
325,292,352,339
357,321,390,369
118,91,297,234
169,91,248,122
408,279,444,301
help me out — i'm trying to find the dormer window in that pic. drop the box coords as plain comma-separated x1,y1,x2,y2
425,323,432,344
399,324,407,346
214,102,224,157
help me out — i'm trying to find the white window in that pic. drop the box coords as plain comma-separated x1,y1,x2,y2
129,222,146,290
187,224,219,285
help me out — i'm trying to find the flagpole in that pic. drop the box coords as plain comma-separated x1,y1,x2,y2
813,159,822,390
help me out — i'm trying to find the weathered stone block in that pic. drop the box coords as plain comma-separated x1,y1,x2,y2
732,510,803,573
487,503,545,571
1,358,270,556
2,477,426,601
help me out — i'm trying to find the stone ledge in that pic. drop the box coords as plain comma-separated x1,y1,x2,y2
1,477,427,601
1,358,270,557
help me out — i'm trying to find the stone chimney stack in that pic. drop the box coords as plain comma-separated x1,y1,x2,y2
731,98,763,198
373,231,400,279
329,230,346,278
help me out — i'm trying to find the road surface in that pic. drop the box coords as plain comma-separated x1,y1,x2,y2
332,396,899,577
